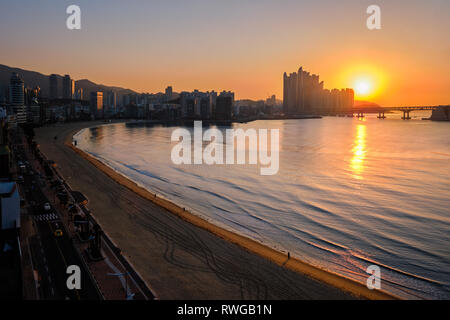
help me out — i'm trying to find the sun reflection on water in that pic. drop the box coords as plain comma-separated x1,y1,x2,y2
351,124,367,179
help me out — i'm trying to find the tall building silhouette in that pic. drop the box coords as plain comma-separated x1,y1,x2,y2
105,91,117,114
179,89,234,119
165,86,173,100
90,91,103,118
216,91,234,120
49,74,58,99
9,73,27,123
180,90,212,118
9,73,24,106
62,75,74,99
283,67,354,115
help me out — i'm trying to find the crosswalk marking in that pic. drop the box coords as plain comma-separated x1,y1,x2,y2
34,213,60,222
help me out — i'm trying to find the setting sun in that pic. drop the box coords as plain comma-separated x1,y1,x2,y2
334,63,388,102
352,74,379,100
354,80,372,97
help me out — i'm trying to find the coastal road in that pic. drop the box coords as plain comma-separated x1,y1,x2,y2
35,122,356,300
17,133,100,300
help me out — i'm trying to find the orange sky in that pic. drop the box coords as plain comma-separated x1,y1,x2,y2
0,0,449,106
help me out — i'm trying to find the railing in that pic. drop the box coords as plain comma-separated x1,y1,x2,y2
35,146,156,300
350,105,449,120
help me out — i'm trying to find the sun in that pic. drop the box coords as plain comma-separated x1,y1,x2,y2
351,73,381,100
354,80,372,97
335,63,387,101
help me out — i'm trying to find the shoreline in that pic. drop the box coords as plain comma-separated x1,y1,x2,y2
66,122,397,300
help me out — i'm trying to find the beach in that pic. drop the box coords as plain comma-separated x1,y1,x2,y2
35,121,396,300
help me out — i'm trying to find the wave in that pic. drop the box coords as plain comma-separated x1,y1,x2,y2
75,121,450,299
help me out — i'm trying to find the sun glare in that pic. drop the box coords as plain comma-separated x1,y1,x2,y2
336,63,387,101
354,80,372,97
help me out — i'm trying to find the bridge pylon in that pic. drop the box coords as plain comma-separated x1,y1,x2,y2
377,112,386,119
401,110,411,120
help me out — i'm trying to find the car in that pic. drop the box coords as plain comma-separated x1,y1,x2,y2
17,176,24,183
44,202,51,211
54,229,63,237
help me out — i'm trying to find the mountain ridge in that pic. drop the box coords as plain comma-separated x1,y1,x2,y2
0,64,137,99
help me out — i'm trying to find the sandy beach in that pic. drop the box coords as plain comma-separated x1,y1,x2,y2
35,121,396,300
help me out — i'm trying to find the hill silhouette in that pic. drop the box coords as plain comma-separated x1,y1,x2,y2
0,64,136,99
353,100,381,108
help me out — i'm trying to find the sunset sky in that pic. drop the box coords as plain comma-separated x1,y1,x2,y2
0,0,449,106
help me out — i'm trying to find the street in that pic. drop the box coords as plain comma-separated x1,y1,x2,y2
13,128,100,300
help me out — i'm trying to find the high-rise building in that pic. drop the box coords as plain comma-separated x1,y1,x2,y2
62,75,75,99
9,73,24,106
266,95,276,106
105,91,117,115
122,94,130,107
215,91,234,120
179,90,219,119
24,86,41,105
9,73,27,124
165,86,173,99
49,74,58,99
283,66,354,115
90,92,103,118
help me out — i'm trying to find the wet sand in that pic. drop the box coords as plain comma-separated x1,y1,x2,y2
35,121,396,300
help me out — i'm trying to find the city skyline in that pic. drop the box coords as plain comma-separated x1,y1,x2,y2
283,66,354,115
0,1,449,106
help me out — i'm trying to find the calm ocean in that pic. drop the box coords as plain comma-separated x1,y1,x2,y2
75,112,450,299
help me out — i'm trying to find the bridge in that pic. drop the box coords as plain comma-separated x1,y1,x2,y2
352,105,447,120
